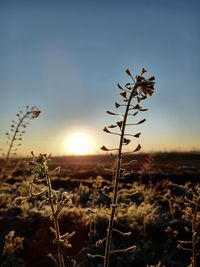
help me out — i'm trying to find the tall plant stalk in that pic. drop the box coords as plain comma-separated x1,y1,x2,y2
178,189,200,267
46,169,65,267
5,106,41,162
104,81,137,266
15,153,75,267
191,202,198,267
101,68,155,267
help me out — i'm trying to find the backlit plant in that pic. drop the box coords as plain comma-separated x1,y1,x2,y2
2,230,24,267
15,152,75,267
178,186,200,267
88,67,155,266
4,106,41,162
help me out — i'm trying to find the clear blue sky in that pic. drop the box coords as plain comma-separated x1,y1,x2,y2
0,0,200,155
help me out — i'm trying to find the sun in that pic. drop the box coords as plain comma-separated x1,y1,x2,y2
65,132,94,155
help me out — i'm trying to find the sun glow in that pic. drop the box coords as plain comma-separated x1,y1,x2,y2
65,132,94,155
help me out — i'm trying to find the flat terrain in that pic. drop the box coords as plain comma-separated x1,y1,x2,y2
51,152,200,182
0,152,200,267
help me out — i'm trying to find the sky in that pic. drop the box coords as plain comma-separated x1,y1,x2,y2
0,0,200,156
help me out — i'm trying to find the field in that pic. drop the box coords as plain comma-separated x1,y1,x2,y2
0,152,200,267
1,1,200,266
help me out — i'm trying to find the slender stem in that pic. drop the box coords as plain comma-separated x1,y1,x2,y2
191,200,198,267
6,112,31,162
104,84,138,267
46,170,65,267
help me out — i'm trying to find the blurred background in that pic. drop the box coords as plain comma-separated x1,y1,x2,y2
0,0,199,156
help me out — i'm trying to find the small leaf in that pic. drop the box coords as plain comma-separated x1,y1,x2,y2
117,121,123,128
106,111,117,115
136,75,144,82
133,144,141,152
123,138,131,145
125,83,131,87
133,104,142,109
149,76,155,81
139,108,148,112
100,146,109,151
108,124,117,128
120,92,127,98
140,95,146,100
141,67,147,75
103,127,111,133
115,102,120,108
130,111,138,116
32,110,41,118
133,133,141,138
117,83,123,90
125,68,132,76
137,119,146,124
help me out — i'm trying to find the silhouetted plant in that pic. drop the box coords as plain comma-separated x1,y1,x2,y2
1,230,24,267
4,106,41,162
178,187,200,267
88,67,155,267
15,152,75,267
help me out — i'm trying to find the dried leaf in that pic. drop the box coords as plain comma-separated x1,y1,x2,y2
115,102,120,108
133,133,141,138
139,108,148,112
117,83,123,90
129,111,138,116
120,91,127,98
136,75,143,82
125,68,132,76
149,76,155,81
141,67,147,75
137,119,146,124
133,104,142,109
106,111,117,115
123,138,131,145
133,144,141,152
108,124,117,128
103,127,111,133
100,146,109,151
125,83,131,87
117,121,123,128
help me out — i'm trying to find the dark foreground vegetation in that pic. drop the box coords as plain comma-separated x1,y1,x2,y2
0,152,200,267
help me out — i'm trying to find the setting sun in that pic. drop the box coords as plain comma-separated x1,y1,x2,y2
65,132,94,155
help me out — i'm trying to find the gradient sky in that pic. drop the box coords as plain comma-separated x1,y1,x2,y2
0,0,200,156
